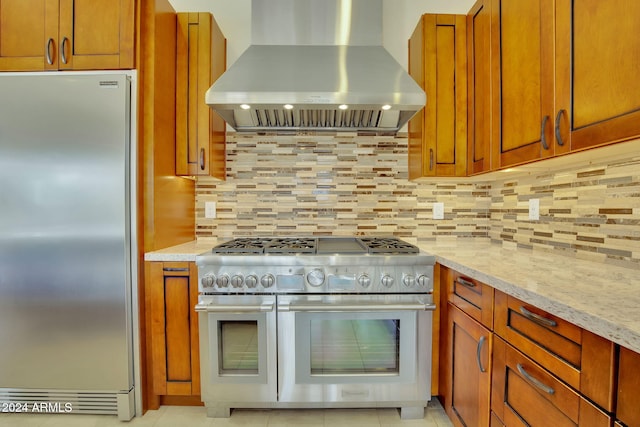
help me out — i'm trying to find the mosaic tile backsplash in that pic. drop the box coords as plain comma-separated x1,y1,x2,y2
196,133,640,268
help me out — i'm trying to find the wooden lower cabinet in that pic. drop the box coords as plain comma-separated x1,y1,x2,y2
494,291,616,412
444,303,492,427
491,337,612,427
146,261,201,407
617,347,640,427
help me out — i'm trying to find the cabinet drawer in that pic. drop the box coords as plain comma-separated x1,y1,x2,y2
447,270,494,328
492,337,612,427
494,291,615,411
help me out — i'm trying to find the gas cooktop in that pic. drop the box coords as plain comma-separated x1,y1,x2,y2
209,236,420,255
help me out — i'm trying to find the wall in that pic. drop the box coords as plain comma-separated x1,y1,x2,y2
196,135,640,269
489,141,640,268
196,133,490,247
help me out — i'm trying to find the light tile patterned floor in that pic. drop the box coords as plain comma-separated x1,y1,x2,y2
0,400,453,426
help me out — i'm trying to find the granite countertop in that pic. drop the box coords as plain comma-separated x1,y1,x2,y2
145,238,640,353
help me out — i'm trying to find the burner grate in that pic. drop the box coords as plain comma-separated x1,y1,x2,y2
359,237,419,254
211,238,272,254
265,238,316,254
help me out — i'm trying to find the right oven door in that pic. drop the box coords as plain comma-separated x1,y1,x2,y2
277,294,434,406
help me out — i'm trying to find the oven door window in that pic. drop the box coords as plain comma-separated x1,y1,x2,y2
218,320,259,375
295,311,417,384
207,310,273,384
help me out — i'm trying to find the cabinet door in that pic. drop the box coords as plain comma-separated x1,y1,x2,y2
0,0,58,70
408,14,467,178
467,0,492,174
147,262,200,396
176,12,226,178
490,0,555,169
492,337,612,427
617,347,640,427
445,304,492,427
58,0,134,70
554,0,640,152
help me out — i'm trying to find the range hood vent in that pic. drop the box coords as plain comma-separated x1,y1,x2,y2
206,0,426,133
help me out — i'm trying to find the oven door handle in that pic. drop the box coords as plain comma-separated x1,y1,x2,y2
195,302,275,313
279,301,436,312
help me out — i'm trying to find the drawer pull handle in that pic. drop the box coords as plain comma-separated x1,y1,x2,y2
476,336,487,373
519,306,557,327
517,363,555,395
163,267,189,272
456,277,476,288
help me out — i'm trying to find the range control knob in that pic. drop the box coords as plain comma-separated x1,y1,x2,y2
261,274,275,288
230,274,244,288
245,274,258,288
357,274,372,288
216,274,230,288
201,274,215,288
307,269,325,287
403,274,416,287
381,274,395,288
417,274,430,288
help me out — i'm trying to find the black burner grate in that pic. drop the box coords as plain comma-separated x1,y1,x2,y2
265,238,316,254
210,236,420,255
211,238,272,254
359,237,419,254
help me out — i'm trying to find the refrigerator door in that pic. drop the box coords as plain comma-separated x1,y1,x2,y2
0,74,133,392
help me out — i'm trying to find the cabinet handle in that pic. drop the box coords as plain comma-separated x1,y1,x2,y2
61,37,69,64
199,148,205,170
517,363,555,395
429,149,434,171
476,335,487,373
456,277,476,288
519,306,557,327
46,38,54,65
540,115,550,150
163,267,189,272
555,109,566,146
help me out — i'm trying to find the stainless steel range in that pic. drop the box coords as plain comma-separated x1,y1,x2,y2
195,237,435,419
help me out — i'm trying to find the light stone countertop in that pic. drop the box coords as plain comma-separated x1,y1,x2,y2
145,238,640,353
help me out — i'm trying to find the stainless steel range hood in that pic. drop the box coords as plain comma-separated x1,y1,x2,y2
206,0,426,133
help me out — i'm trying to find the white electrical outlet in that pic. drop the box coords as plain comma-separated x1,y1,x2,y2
433,202,444,220
528,198,540,220
205,201,217,219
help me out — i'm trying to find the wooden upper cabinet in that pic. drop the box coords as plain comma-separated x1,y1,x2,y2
554,0,640,153
0,0,134,71
0,0,57,70
490,0,556,169
467,0,492,175
490,0,640,169
176,12,227,178
408,14,467,178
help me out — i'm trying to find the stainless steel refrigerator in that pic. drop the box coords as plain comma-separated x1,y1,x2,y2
0,72,138,420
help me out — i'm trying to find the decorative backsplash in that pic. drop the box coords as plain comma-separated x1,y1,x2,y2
195,133,491,247
196,133,640,268
489,149,640,268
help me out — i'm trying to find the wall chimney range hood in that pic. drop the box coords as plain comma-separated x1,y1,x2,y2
205,0,426,133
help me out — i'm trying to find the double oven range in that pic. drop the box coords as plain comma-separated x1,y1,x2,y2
195,237,435,419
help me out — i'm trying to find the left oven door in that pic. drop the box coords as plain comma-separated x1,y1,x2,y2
196,295,277,407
